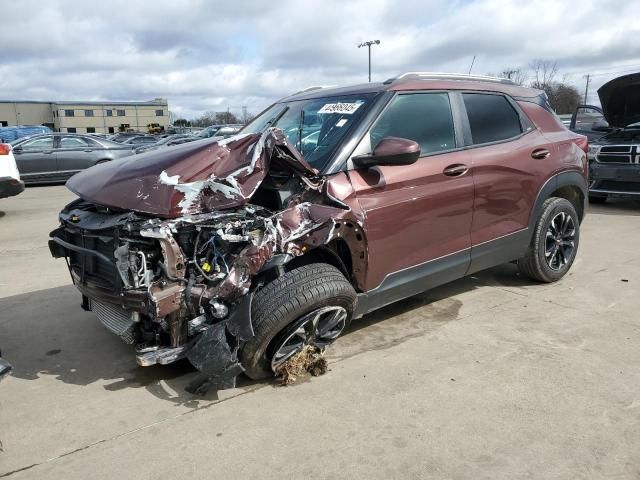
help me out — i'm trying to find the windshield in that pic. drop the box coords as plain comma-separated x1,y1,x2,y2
242,93,375,171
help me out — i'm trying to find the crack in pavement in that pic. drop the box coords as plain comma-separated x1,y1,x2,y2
0,384,265,478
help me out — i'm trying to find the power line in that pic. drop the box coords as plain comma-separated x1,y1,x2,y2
566,64,640,78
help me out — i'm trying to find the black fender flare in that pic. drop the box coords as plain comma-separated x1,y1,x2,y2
528,170,588,236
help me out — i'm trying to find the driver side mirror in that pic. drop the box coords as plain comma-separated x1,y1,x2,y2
591,118,612,132
352,136,420,168
12,147,22,154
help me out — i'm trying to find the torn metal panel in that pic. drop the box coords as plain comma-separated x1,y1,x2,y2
50,127,370,394
66,129,318,218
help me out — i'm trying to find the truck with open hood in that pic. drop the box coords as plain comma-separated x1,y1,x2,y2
571,72,640,202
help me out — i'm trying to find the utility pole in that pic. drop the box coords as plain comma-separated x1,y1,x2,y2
583,74,591,104
358,40,380,82
468,55,476,75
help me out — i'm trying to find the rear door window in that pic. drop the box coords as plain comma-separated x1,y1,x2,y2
59,137,91,149
369,93,456,155
463,93,523,144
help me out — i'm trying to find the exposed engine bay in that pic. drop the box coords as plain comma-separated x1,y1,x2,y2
49,129,365,393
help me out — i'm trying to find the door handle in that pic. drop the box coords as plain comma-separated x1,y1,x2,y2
443,164,469,177
531,148,550,160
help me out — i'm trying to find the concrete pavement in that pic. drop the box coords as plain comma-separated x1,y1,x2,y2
0,186,639,479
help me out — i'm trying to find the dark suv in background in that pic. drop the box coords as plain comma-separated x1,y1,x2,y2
49,73,588,392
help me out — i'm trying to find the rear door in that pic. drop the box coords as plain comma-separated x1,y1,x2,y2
12,136,57,178
56,136,104,173
348,91,474,297
458,92,553,273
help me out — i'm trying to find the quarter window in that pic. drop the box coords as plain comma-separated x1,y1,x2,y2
369,93,456,155
463,93,522,144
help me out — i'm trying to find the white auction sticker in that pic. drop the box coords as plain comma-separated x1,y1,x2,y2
318,102,362,115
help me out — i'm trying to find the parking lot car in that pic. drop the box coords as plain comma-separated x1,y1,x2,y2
196,124,244,139
120,135,159,146
134,134,195,154
579,73,640,203
107,132,145,143
49,73,588,392
0,143,25,198
13,133,135,184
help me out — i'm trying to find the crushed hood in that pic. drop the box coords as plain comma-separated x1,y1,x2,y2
598,72,640,128
66,129,318,218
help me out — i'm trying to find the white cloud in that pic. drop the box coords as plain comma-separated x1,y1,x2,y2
0,0,638,118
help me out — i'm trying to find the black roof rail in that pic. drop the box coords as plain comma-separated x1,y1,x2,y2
383,72,516,85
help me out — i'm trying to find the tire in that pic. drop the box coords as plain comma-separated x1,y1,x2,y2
589,195,607,204
240,263,357,380
517,197,580,283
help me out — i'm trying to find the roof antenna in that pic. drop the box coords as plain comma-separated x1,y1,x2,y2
468,55,476,75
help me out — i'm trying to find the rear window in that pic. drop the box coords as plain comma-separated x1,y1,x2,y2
463,93,522,144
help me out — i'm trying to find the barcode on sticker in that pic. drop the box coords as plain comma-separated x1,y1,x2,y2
318,102,362,115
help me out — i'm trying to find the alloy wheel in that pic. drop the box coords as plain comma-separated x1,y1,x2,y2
270,306,348,372
545,211,576,271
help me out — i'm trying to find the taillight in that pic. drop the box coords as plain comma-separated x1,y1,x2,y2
572,135,588,154
0,143,11,155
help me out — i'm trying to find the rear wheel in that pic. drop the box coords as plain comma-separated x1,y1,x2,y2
240,263,356,380
517,197,580,283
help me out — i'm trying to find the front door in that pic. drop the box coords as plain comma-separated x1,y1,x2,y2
13,136,57,179
347,92,474,306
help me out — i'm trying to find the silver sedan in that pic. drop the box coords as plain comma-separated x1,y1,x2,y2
12,133,136,184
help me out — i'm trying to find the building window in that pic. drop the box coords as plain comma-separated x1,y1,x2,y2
108,127,115,133
84,109,94,117
67,127,77,133
117,109,125,116
155,109,164,116
65,109,75,117
0,121,7,127
53,111,57,118
86,127,96,133
106,109,113,117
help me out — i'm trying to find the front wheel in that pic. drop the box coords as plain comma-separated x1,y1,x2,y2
240,263,357,380
517,197,580,283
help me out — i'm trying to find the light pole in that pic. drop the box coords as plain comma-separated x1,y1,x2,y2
358,40,380,82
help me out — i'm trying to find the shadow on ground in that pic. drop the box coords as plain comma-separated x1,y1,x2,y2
0,262,533,405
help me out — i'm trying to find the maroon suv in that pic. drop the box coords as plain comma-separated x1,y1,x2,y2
49,73,588,392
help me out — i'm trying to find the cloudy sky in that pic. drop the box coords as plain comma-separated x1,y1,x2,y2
1,0,639,119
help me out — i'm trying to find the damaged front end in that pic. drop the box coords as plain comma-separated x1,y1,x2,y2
49,129,364,392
